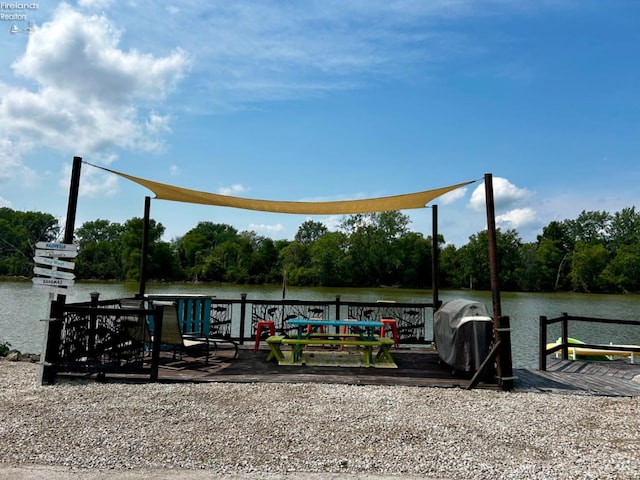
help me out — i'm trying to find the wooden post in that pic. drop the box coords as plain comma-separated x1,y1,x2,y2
40,156,82,385
497,316,513,389
138,196,151,298
561,312,569,360
88,291,100,359
150,303,163,382
539,315,548,371
239,293,247,344
467,315,512,389
484,173,513,390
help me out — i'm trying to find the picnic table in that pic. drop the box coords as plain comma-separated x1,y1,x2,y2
266,318,395,366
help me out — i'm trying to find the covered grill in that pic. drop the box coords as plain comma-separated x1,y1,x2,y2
433,299,494,373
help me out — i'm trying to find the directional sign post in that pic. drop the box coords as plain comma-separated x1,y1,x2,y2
33,266,76,280
32,277,76,296
32,241,78,297
35,249,79,259
35,241,79,252
33,256,76,270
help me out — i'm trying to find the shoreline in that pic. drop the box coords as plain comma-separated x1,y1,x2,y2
1,350,40,363
1,361,639,479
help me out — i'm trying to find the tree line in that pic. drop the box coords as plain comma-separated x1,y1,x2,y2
1,206,639,293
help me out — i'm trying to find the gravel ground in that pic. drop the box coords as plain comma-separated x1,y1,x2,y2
1,361,639,479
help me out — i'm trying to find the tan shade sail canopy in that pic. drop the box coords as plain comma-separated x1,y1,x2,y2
91,163,476,215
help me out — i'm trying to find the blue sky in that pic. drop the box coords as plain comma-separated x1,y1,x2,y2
1,1,638,247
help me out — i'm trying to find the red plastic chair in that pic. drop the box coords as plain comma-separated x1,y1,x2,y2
254,320,275,352
380,318,400,349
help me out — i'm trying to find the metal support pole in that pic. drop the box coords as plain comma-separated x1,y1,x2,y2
484,173,513,390
431,205,440,312
138,196,151,298
484,173,501,319
41,156,82,385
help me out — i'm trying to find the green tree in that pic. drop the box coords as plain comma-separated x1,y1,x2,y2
535,221,574,291
176,222,239,280
566,210,611,245
279,241,313,286
536,238,568,291
294,220,328,245
440,243,464,288
119,217,169,281
569,242,610,293
248,235,280,283
0,208,60,276
609,207,640,250
457,229,523,291
75,219,125,279
340,211,411,286
310,231,350,286
394,232,431,287
601,243,640,293
76,219,123,245
514,242,539,292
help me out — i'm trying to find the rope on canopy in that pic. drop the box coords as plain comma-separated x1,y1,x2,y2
87,162,476,215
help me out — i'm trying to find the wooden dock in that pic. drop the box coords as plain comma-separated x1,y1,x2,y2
145,345,640,397
515,358,640,397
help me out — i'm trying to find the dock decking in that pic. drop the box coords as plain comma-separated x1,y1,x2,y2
516,358,640,397
142,345,640,397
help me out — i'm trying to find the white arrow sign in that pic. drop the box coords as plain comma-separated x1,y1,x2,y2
34,256,76,270
32,283,76,296
35,241,78,252
34,249,79,259
33,266,76,280
32,277,75,288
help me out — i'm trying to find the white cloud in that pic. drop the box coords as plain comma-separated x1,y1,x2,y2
0,3,190,190
77,0,113,9
496,207,537,230
58,161,118,198
13,4,189,104
468,177,534,213
0,196,12,207
439,186,468,205
218,184,248,196
320,215,343,232
0,137,36,184
169,164,181,176
249,223,284,235
464,177,542,240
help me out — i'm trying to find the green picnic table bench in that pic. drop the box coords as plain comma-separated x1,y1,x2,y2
265,334,395,366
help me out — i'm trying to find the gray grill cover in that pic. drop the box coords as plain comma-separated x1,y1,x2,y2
434,299,493,372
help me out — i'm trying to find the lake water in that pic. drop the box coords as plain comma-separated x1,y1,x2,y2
2,279,640,369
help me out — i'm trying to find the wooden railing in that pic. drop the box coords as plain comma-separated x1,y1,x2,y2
539,313,640,371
